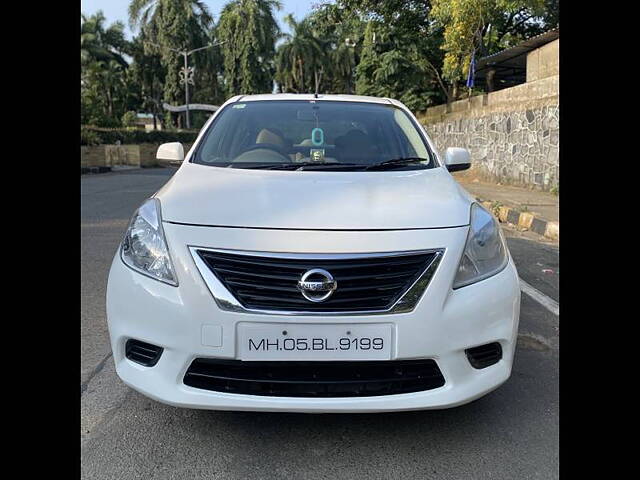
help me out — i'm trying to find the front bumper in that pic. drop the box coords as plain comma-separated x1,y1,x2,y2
106,224,521,413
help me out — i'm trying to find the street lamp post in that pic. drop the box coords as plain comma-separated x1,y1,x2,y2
179,52,195,128
148,41,225,129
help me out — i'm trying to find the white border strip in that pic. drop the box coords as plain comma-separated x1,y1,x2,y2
520,278,559,316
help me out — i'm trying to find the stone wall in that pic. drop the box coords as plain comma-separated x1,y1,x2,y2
419,74,559,191
81,145,106,167
105,145,141,167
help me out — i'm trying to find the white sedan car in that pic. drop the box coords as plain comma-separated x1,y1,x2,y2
106,94,520,413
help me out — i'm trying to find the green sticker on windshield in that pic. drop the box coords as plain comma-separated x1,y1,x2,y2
233,104,246,109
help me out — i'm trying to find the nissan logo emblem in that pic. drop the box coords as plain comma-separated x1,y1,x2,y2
297,269,337,302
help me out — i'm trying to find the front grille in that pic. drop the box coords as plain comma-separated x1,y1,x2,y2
465,342,503,369
125,339,163,367
183,359,445,397
196,249,439,313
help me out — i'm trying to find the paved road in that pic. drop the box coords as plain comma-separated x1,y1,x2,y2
81,168,559,480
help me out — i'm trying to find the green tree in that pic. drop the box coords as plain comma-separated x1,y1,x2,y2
81,12,132,126
275,14,325,93
81,11,128,67
274,4,367,95
337,0,557,102
129,0,215,126
333,1,448,104
190,23,226,111
431,0,547,86
82,59,128,126
337,0,432,34
122,111,138,128
128,34,166,130
217,0,281,96
355,21,446,110
306,4,365,94
329,40,358,94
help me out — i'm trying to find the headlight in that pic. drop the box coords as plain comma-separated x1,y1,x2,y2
120,198,178,286
453,203,508,289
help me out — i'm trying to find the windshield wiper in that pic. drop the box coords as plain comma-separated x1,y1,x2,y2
296,162,363,171
234,162,361,171
230,163,302,170
232,158,428,171
364,157,429,171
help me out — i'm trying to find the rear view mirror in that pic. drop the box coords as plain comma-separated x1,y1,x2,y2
444,147,471,172
156,142,184,164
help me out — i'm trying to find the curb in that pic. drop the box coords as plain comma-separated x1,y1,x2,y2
81,166,112,175
479,200,558,241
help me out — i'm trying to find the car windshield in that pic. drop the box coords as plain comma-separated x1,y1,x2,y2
192,100,435,170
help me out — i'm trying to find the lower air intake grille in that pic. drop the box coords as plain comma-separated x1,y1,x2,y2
125,339,163,367
183,359,445,397
465,342,503,369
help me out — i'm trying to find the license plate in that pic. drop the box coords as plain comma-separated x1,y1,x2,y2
237,323,393,361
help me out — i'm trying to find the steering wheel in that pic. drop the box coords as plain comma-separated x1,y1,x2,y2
238,143,291,160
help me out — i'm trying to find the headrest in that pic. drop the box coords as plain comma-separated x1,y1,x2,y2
256,128,286,148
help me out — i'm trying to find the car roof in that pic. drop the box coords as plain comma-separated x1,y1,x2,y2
231,93,403,107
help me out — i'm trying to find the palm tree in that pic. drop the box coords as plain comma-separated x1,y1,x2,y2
276,14,326,93
80,18,98,65
81,11,128,67
81,12,132,125
100,60,127,118
331,40,357,94
128,0,215,118
128,0,213,42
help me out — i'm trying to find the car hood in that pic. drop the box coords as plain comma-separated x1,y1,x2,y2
156,163,473,230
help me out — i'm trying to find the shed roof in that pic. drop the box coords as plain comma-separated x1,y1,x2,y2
474,28,559,89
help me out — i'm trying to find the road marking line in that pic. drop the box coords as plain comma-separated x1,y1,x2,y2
520,278,559,316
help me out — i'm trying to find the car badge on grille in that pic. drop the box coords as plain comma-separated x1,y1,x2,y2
297,268,337,302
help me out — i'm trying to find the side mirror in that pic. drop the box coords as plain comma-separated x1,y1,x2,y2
444,147,471,172
156,142,184,164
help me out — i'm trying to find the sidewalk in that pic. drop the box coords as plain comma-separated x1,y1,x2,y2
454,175,559,240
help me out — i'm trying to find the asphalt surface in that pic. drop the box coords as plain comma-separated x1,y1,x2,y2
81,168,559,480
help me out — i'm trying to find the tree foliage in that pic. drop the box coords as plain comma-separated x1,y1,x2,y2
217,0,281,96
326,1,447,108
275,14,326,93
81,12,134,127
431,0,548,83
81,11,129,68
128,0,214,109
336,0,432,35
305,4,366,94
355,21,445,111
127,34,165,129
81,0,559,131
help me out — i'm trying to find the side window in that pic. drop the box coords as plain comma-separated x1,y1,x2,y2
198,120,225,162
198,107,240,162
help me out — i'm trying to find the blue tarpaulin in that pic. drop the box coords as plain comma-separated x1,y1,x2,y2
466,52,475,88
